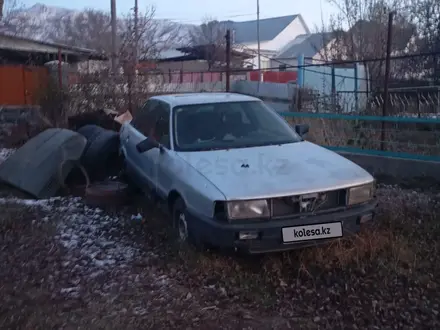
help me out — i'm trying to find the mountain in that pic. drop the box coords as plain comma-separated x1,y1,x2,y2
2,3,194,49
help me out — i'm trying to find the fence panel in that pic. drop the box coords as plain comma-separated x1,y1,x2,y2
282,111,440,161
0,66,26,105
0,65,49,106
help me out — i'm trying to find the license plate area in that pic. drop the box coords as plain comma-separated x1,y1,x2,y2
282,222,343,243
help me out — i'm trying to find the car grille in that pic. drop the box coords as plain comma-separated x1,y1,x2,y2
271,189,347,218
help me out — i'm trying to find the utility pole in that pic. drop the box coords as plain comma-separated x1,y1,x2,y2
225,29,231,92
134,0,138,65
256,0,261,81
381,11,394,151
131,0,139,111
110,0,117,74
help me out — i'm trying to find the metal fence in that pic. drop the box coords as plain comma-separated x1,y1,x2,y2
65,52,440,162
282,111,440,161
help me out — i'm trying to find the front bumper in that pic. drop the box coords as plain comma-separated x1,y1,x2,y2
187,201,378,254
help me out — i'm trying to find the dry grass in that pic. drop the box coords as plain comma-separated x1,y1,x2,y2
295,117,440,156
1,184,439,329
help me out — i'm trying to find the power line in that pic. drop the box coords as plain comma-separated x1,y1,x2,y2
235,42,440,81
291,51,440,68
236,43,372,82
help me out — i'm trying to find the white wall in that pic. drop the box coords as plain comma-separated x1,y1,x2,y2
312,39,347,62
266,18,309,51
241,41,271,51
244,49,277,69
270,58,298,70
269,57,315,71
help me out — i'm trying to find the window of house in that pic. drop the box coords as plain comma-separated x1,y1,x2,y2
279,64,287,71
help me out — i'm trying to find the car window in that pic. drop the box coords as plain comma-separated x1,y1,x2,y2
173,100,302,152
152,102,171,149
130,99,158,136
220,102,251,124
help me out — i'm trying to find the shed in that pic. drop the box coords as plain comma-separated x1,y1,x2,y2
0,33,107,106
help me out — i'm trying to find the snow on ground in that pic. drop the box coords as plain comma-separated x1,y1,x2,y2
0,148,15,163
0,146,170,302
0,195,170,299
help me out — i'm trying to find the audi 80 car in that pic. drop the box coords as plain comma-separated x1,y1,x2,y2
120,92,377,253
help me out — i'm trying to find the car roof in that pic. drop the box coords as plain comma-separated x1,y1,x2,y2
150,92,261,107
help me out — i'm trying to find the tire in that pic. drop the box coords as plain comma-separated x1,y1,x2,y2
172,197,204,250
120,159,143,195
77,125,105,154
77,124,105,140
81,130,121,181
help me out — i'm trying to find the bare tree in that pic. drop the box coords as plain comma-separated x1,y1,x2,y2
119,5,181,64
0,0,41,36
408,0,440,82
322,0,416,87
48,9,115,53
48,5,180,68
188,17,228,70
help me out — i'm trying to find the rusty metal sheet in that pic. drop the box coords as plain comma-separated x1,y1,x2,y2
0,128,87,199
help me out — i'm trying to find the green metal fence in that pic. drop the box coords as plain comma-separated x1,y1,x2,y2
280,112,440,162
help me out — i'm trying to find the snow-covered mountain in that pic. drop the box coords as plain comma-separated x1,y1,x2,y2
3,3,194,47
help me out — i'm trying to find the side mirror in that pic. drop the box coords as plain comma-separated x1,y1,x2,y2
295,124,309,137
136,138,160,153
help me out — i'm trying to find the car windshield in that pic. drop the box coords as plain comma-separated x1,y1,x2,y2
172,100,302,151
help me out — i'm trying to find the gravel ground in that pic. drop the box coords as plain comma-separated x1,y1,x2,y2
0,148,439,329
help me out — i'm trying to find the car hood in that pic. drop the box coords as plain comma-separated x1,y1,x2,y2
176,141,374,200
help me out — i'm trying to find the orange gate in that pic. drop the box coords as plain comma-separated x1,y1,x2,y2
0,65,49,106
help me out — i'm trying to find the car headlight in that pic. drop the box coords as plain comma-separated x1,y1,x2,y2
347,182,375,205
226,199,270,220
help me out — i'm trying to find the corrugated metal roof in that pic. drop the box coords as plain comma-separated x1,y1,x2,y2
156,49,187,59
276,32,333,59
0,33,107,61
225,15,298,44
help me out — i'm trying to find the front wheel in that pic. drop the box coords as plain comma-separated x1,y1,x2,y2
172,197,204,250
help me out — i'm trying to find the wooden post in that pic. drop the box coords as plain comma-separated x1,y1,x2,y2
225,29,231,92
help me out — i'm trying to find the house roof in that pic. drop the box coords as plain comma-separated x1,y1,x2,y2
154,45,253,62
223,15,299,44
276,32,334,59
0,33,107,63
177,45,253,59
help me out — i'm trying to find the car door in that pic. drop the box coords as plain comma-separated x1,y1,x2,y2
121,99,160,191
150,101,174,198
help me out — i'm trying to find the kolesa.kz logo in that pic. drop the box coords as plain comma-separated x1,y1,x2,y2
293,226,331,238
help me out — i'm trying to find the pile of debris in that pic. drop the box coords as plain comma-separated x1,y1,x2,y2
0,109,133,207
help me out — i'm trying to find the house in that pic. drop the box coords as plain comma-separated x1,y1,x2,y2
145,14,311,78
139,45,253,73
271,32,337,70
0,33,106,105
0,32,106,65
223,14,310,70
